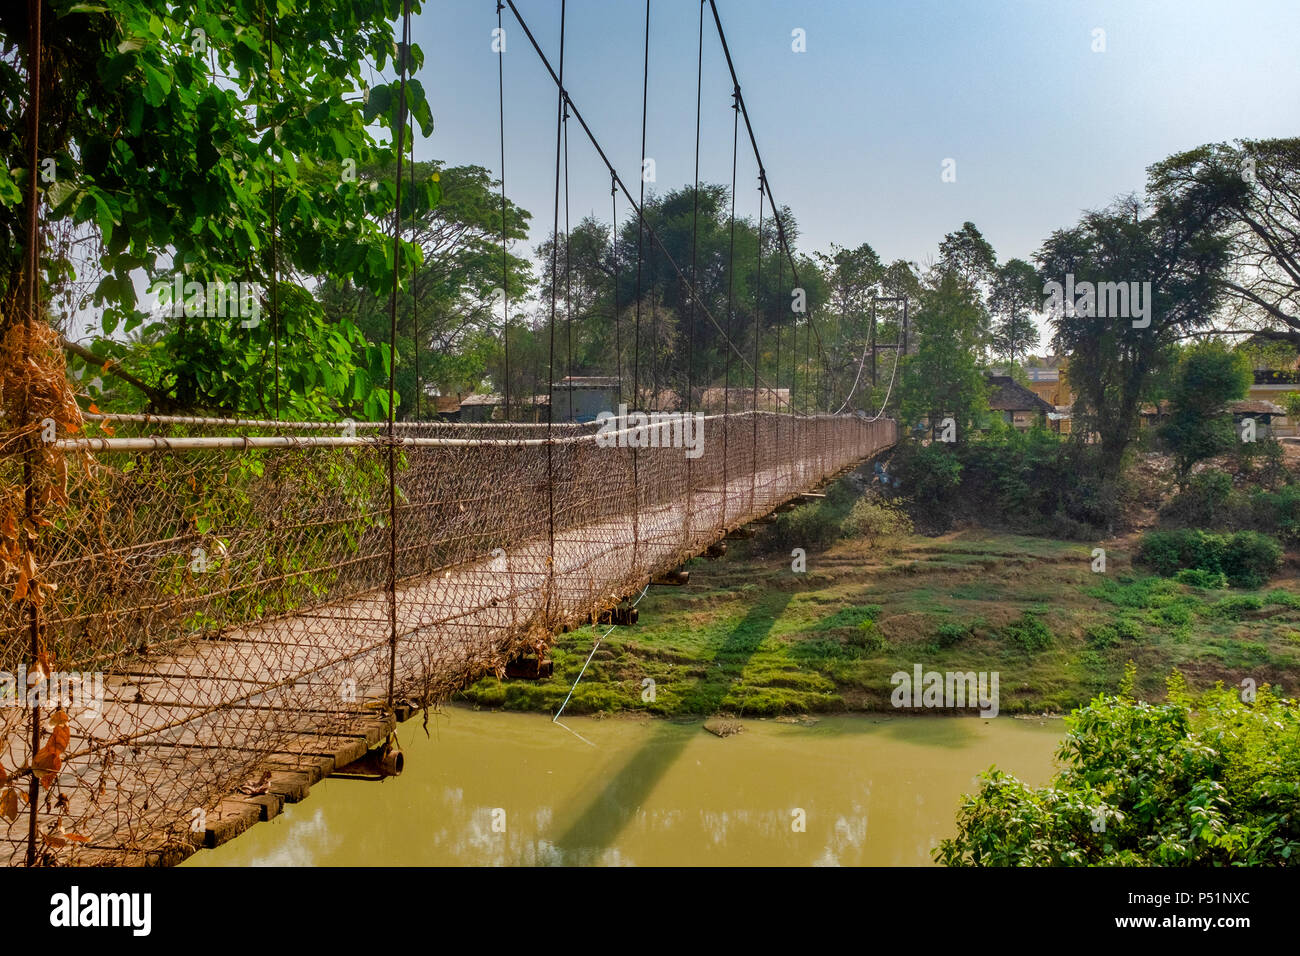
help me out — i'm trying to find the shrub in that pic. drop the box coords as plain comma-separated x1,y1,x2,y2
935,621,972,647
843,497,913,543
1174,567,1228,590
1248,484,1300,545
762,501,843,552
1161,469,1234,527
936,684,1300,865
1210,595,1265,620
890,442,963,516
1219,531,1284,588
1136,528,1281,588
847,619,890,652
1085,615,1144,648
1002,613,1053,652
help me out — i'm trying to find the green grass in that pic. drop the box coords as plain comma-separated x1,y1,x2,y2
457,482,1300,717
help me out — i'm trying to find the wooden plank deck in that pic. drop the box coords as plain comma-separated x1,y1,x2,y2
2,434,885,866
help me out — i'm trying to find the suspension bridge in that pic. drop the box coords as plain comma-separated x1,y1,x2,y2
2,0,901,866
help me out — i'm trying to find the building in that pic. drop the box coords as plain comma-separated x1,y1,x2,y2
990,357,1072,404
1246,370,1300,436
984,375,1055,430
1230,399,1285,438
696,386,790,413
458,393,500,423
549,376,622,423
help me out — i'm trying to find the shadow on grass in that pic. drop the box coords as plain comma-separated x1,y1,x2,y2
548,592,791,859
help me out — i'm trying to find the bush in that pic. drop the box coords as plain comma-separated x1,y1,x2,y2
1173,567,1228,590
1087,615,1144,647
1248,483,1300,545
935,620,973,647
936,684,1300,865
1209,595,1264,620
890,443,963,519
1136,528,1282,588
1002,613,1053,652
1220,531,1284,588
762,502,842,552
847,619,890,652
843,497,913,543
1162,469,1234,527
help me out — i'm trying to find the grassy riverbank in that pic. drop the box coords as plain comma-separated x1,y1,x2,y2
458,482,1300,717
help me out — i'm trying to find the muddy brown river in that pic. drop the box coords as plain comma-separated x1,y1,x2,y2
185,708,1062,866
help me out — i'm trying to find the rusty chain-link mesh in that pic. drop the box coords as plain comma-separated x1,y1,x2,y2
0,408,895,865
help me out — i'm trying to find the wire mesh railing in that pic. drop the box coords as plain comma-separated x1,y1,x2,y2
0,409,895,865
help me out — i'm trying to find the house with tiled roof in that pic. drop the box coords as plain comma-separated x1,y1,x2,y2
983,375,1055,430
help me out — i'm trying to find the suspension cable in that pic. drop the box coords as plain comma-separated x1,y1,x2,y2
410,113,419,420
687,0,704,413
545,0,566,617
611,175,621,406
633,0,649,410
497,0,510,422
563,95,573,420
385,0,413,707
707,0,834,401
502,0,791,412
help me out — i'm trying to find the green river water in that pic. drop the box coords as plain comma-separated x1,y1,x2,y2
185,708,1063,867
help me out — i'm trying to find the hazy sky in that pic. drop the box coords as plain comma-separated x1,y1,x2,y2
409,0,1300,272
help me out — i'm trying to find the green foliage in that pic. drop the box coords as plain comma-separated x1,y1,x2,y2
899,268,991,440
3,0,440,417
842,497,913,543
757,477,858,553
935,620,976,647
891,423,1120,534
847,619,890,652
318,161,534,415
1137,528,1283,588
1085,616,1144,648
1174,567,1229,590
936,683,1300,865
1001,613,1053,652
889,442,963,524
1041,194,1231,483
1159,341,1252,482
988,258,1040,368
1161,468,1234,527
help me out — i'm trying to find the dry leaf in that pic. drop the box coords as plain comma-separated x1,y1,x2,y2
0,788,17,822
237,770,271,796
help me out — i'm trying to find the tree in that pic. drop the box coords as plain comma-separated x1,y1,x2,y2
938,221,997,290
815,242,882,402
1,0,435,418
1159,341,1251,485
1148,138,1300,343
988,258,1040,369
936,679,1300,866
898,268,989,441
319,161,533,416
1040,194,1231,482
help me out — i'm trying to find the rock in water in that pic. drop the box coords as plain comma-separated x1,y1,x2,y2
703,718,743,738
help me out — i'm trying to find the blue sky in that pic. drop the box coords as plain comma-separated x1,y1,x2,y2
411,0,1300,272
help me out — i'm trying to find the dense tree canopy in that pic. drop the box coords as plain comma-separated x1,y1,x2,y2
3,0,435,419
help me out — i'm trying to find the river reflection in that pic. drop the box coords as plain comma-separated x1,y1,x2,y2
185,707,1061,867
